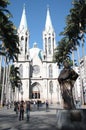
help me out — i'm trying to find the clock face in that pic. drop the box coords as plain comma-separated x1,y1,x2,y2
33,65,40,74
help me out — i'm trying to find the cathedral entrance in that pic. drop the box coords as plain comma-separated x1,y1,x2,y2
32,82,40,99
32,91,40,99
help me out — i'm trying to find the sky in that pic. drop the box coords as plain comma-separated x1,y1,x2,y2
8,0,72,48
8,0,86,60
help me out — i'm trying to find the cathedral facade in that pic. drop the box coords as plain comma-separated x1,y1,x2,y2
14,6,61,104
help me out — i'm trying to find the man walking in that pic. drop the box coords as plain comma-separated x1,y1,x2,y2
19,101,24,121
26,101,31,121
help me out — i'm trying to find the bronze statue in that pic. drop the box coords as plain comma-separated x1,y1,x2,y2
58,61,78,109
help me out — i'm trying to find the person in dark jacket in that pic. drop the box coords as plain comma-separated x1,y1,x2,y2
46,100,49,110
19,101,24,121
26,101,30,121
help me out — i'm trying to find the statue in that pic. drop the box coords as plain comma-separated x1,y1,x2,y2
58,60,78,109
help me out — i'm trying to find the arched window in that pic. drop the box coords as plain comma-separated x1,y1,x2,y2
48,37,51,54
32,83,40,99
19,64,23,78
21,36,24,40
49,64,53,78
25,37,27,54
45,38,47,54
49,81,53,94
21,36,24,52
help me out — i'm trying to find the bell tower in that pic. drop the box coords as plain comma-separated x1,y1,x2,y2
18,4,30,61
14,5,30,101
43,7,56,61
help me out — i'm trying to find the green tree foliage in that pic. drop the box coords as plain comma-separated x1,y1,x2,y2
53,0,86,68
10,65,22,92
0,0,20,62
53,37,74,68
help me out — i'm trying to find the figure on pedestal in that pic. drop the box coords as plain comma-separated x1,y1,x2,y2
58,60,78,109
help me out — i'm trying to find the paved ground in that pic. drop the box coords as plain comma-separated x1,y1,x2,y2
0,104,86,130
0,104,59,130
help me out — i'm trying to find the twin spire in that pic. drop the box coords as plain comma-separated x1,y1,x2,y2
45,7,54,31
19,5,54,32
19,4,28,31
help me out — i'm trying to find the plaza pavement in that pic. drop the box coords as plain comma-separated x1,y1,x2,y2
0,103,59,130
0,104,86,130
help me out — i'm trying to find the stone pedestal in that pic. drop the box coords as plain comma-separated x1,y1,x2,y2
56,109,86,130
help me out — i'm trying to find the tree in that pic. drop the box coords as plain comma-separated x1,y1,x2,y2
53,0,86,106
53,37,73,68
0,0,20,62
9,65,22,103
54,0,86,67
10,65,22,93
64,0,86,58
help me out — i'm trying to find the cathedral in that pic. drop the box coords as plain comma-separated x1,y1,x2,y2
14,6,61,104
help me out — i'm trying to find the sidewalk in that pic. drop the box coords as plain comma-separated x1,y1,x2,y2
0,103,58,130
1,103,85,130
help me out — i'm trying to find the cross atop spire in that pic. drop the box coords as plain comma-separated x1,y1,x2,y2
45,7,54,31
19,4,28,31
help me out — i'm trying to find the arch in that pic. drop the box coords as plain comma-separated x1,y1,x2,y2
21,36,24,40
48,37,51,54
31,82,41,99
49,81,53,94
48,64,53,78
45,38,47,54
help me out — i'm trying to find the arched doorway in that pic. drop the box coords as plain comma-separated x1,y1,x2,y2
32,82,40,99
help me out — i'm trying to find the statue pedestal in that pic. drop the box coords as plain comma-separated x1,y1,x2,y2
56,109,86,130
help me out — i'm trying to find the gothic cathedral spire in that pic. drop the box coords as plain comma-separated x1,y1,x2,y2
19,4,28,31
18,4,30,61
15,5,30,101
43,7,56,60
45,7,54,32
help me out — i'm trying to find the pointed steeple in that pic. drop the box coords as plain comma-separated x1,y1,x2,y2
18,5,30,60
45,7,54,31
19,4,28,31
43,7,56,59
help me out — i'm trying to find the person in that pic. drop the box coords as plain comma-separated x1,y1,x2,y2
7,100,11,109
26,101,30,121
33,100,36,109
19,100,24,121
37,100,40,110
14,101,19,115
58,60,78,109
46,100,49,111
